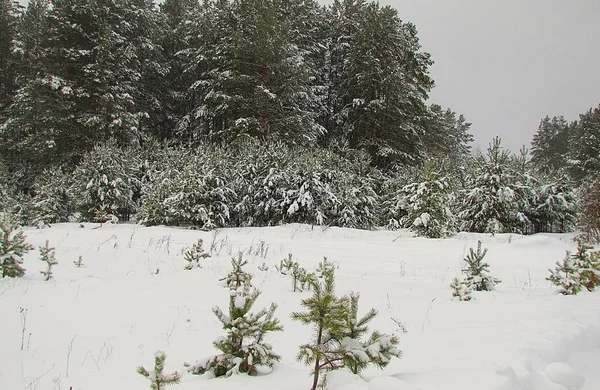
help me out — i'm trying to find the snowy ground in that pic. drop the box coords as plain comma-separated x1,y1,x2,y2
1,223,599,390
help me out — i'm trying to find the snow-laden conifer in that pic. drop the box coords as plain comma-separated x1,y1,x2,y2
188,254,282,377
0,213,34,278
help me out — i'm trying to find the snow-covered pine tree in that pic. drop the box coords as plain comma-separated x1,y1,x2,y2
291,258,348,390
531,116,571,174
331,292,401,374
159,152,235,229
137,350,181,390
292,259,401,389
183,238,210,270
510,147,537,234
188,254,283,377
568,105,600,184
399,159,455,238
342,2,433,168
0,213,34,278
462,241,500,292
547,250,581,295
0,0,21,119
579,175,600,243
531,174,577,233
72,141,140,223
38,239,57,281
459,137,520,234
450,277,473,301
31,167,73,226
547,239,600,294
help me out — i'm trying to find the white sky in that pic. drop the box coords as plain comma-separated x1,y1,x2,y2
382,0,600,151
16,0,600,152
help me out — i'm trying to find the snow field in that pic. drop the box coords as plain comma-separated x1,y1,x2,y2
0,223,599,390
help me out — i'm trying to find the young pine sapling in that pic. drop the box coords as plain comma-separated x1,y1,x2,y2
39,240,58,281
188,254,283,377
137,351,181,390
462,241,500,291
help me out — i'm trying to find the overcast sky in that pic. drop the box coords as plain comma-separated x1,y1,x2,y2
381,0,600,151
16,0,599,152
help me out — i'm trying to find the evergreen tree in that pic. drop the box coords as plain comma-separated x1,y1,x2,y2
31,167,73,226
137,350,181,390
292,259,400,389
183,238,210,270
530,173,577,233
291,259,348,390
342,2,433,167
462,241,500,292
188,254,283,377
179,0,323,146
158,0,201,140
0,213,34,278
579,175,600,243
38,240,57,281
422,104,474,178
459,137,520,234
331,292,401,374
569,105,600,183
0,0,21,121
547,239,600,295
450,277,473,301
398,159,455,238
72,141,140,223
530,115,571,174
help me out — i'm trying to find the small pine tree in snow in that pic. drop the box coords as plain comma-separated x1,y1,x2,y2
332,292,401,374
137,350,181,390
188,255,283,377
183,238,210,270
400,159,455,238
73,255,84,268
450,277,473,301
0,214,34,278
220,253,252,289
292,259,348,390
39,240,57,281
292,260,401,389
462,241,501,291
547,239,600,294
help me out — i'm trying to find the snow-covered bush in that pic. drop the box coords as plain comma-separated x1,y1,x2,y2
31,167,73,226
72,141,140,222
0,214,34,278
187,254,283,377
547,239,600,294
462,241,501,291
137,146,191,226
398,160,455,238
530,175,578,233
230,140,380,229
137,351,181,389
292,259,401,390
